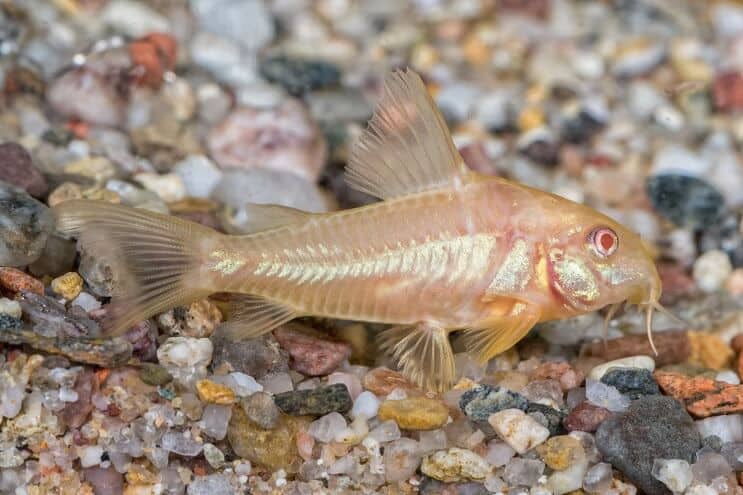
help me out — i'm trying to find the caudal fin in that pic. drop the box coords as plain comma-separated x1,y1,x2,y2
54,200,216,335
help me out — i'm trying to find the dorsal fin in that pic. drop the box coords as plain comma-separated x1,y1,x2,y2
345,69,470,199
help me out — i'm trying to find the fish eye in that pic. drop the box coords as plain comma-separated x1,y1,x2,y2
589,226,618,258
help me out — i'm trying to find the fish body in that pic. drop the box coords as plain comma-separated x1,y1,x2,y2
55,69,662,391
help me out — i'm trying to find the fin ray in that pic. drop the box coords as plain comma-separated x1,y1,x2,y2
53,200,216,335
378,323,455,393
217,294,297,340
462,303,540,364
346,69,469,199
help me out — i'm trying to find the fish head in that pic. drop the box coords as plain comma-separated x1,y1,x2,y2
543,204,661,313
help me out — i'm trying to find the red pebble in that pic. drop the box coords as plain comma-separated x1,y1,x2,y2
714,71,743,112
128,32,177,89
563,401,612,432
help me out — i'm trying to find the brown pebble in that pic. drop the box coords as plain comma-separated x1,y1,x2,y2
714,71,743,112
530,361,585,391
128,33,177,89
580,329,690,367
363,367,420,396
0,267,44,296
655,371,743,417
687,331,734,370
56,370,99,428
0,143,48,197
563,401,612,432
274,323,352,376
731,334,743,354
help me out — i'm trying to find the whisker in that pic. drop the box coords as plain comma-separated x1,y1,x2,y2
602,302,622,354
646,304,658,356
651,301,689,328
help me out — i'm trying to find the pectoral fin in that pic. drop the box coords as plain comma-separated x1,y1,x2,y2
216,294,298,341
377,322,455,393
462,302,541,365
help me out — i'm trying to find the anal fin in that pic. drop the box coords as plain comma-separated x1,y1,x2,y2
377,323,455,393
217,294,298,341
462,301,541,365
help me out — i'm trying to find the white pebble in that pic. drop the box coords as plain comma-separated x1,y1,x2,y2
173,155,223,199
351,391,380,420
585,379,630,412
58,387,79,402
78,445,104,468
308,412,347,443
696,415,743,444
546,459,588,495
229,372,263,396
0,298,21,318
685,484,718,495
652,458,693,493
488,409,550,454
71,292,101,312
134,173,187,203
716,370,740,385
693,250,733,293
588,355,656,380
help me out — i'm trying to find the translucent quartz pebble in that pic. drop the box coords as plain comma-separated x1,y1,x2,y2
691,452,732,484
695,415,743,444
488,409,550,454
417,429,447,454
161,431,204,456
585,378,630,412
720,442,743,470
187,473,233,495
351,391,380,419
308,412,346,443
583,462,613,493
383,438,421,482
652,458,693,493
199,404,232,441
485,441,516,467
504,458,545,486
367,420,401,443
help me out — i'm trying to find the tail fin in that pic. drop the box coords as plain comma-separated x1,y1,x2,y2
54,200,216,335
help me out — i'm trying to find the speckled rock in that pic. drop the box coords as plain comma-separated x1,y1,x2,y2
596,395,701,495
646,174,725,230
527,403,567,436
459,384,529,421
240,391,279,429
0,181,53,267
421,448,491,483
210,333,289,379
156,299,223,338
227,405,310,473
0,267,44,296
600,368,660,399
274,383,352,416
260,56,341,96
0,143,47,197
274,323,352,376
50,272,83,300
378,397,449,430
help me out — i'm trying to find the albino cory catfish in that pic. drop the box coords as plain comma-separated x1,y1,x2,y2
55,69,668,392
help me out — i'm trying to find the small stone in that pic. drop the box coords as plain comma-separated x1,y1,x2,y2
585,379,631,412
536,435,586,470
692,451,732,485
138,363,172,386
655,371,743,417
368,420,401,443
187,474,233,495
133,173,186,203
50,272,83,300
78,445,104,468
652,458,693,493
274,383,352,416
208,100,327,183
157,299,223,338
714,71,743,112
241,391,280,429
378,397,449,430
362,367,418,396
199,404,232,440
527,403,567,436
259,371,294,394
19,292,98,338
459,384,529,421
274,323,352,376
596,396,700,495
600,368,660,399
417,428,447,454
56,370,98,428
0,182,53,267
0,267,43,296
693,250,733,293
420,447,491,483
211,333,288,379
157,337,213,388
307,411,346,443
46,67,123,127
82,467,124,495
384,438,423,482
531,361,585,391
484,440,516,467
612,37,665,77
697,415,743,444
583,462,613,493
488,409,550,454
202,443,225,469
587,356,656,380
196,379,236,405
0,298,21,318
260,56,341,96
228,406,310,473
351,391,380,420
228,372,263,396
161,430,204,457
563,401,611,433
0,143,47,197
504,457,545,486
173,155,223,199
128,33,177,89
646,174,725,230
545,459,589,495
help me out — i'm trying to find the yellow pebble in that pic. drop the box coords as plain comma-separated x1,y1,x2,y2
536,435,585,470
518,106,545,131
196,379,236,405
378,397,449,430
50,272,83,300
687,331,734,370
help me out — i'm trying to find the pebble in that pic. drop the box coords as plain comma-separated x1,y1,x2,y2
83,467,124,495
585,379,631,412
0,298,21,318
0,143,47,197
0,182,53,267
368,420,401,443
137,363,172,386
362,367,419,396
156,299,223,339
274,383,352,416
646,174,725,230
199,404,232,440
545,458,589,495
208,101,327,183
420,447,491,483
655,371,743,417
587,356,656,381
196,379,236,405
488,409,550,454
46,67,124,127
530,361,584,391
307,411,346,443
192,0,274,50
504,457,544,486
563,401,612,433
581,330,691,367
227,406,310,473
351,391,380,420
0,268,44,296
101,0,170,37
173,155,223,199
240,391,279,429
50,272,83,300
383,438,422,482
274,324,352,376
187,474,233,495
157,337,213,389
697,415,743,444
652,458,693,493
536,435,585,470
260,56,341,96
459,384,529,421
210,334,288,379
378,397,449,430
600,368,660,399
596,395,700,495
693,250,733,293
133,173,187,203
583,462,613,493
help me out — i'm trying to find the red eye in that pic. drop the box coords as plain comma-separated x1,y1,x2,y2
590,227,618,257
